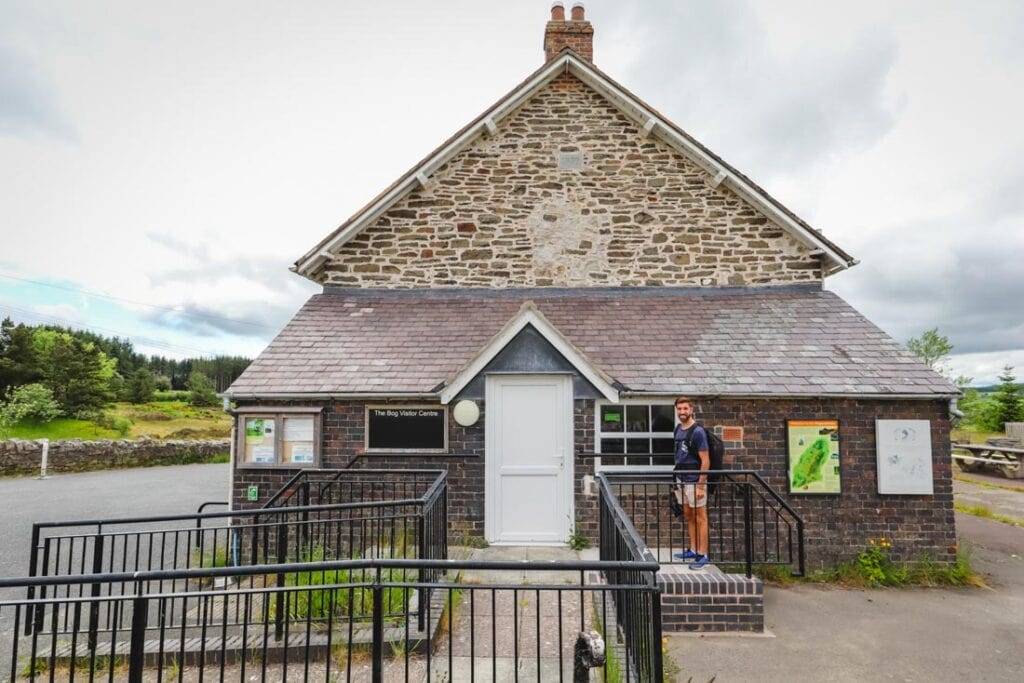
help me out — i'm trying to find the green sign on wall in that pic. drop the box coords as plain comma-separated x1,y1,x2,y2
247,485,259,502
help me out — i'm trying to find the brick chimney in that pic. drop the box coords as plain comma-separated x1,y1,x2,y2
543,2,594,62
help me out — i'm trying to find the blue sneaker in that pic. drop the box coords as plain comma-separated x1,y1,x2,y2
689,554,710,570
673,549,699,561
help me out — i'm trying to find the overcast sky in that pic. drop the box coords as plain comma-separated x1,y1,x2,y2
1,0,1022,384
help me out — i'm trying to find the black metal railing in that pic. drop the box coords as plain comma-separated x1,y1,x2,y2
597,474,663,682
596,468,805,577
2,555,662,682
262,467,447,509
24,470,448,638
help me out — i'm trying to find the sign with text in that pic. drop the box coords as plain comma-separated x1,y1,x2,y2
367,407,447,451
786,419,841,494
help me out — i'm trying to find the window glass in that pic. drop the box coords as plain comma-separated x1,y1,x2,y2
243,417,276,463
626,405,649,432
626,437,650,454
651,405,675,432
283,417,315,464
600,405,624,433
596,402,675,468
600,438,625,454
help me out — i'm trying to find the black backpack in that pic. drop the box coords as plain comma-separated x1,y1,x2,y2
674,422,726,493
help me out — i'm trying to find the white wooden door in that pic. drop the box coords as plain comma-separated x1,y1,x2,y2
485,375,573,544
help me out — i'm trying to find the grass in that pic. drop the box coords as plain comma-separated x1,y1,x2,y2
954,474,1024,494
725,542,986,589
109,401,230,439
273,545,411,621
22,655,126,678
8,418,121,440
951,428,1006,444
5,401,230,441
955,502,1024,528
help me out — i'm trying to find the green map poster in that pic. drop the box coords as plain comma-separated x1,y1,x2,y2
787,420,841,494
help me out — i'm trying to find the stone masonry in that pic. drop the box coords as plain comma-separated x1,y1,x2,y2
0,437,229,476
318,74,822,288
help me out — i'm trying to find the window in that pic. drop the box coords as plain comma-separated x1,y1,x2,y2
596,401,675,469
236,407,322,467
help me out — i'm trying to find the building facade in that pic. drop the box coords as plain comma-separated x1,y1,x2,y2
226,5,958,568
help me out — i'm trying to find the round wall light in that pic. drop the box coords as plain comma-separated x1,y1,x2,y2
453,400,480,427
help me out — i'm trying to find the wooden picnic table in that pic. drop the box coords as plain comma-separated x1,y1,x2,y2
952,442,1024,479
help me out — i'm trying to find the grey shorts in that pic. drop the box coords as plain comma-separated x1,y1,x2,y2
675,482,707,509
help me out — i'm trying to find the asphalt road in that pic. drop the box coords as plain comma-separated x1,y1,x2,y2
0,464,230,676
0,463,230,581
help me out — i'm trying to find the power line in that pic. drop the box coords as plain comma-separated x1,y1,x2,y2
0,303,241,358
0,272,277,332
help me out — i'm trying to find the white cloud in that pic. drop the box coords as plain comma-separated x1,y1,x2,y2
0,0,1020,383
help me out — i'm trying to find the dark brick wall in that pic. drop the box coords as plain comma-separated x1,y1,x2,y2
707,397,955,567
232,399,486,539
233,396,956,568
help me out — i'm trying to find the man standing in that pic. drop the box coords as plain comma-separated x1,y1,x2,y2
672,397,711,569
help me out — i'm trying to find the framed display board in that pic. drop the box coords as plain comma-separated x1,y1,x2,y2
875,419,933,494
786,419,841,494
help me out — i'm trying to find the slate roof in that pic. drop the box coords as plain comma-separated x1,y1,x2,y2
226,286,957,399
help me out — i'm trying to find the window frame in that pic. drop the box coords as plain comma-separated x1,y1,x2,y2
234,406,323,469
594,398,677,472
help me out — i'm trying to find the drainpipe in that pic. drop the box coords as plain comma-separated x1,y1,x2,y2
949,397,964,428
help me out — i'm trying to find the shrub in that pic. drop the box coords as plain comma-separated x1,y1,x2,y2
0,383,62,436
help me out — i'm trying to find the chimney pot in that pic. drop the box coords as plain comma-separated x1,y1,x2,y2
543,3,594,62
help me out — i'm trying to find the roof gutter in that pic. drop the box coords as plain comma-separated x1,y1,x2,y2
225,392,439,401
617,391,960,400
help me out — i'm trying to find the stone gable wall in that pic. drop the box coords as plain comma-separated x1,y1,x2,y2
319,73,822,288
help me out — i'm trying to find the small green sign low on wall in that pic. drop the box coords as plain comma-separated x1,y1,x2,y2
247,485,259,502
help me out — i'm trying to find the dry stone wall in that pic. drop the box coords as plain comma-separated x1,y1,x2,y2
0,438,229,476
320,73,822,288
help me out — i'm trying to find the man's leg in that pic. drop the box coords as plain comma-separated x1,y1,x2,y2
696,504,709,557
683,500,696,552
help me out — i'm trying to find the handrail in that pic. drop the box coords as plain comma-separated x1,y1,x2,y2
32,497,427,531
600,469,806,577
604,469,806,526
596,473,658,566
1,557,660,590
261,467,447,507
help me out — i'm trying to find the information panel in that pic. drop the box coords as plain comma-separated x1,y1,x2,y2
367,407,447,451
786,419,841,494
876,419,933,494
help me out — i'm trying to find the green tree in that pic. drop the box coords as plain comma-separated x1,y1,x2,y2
126,367,157,404
906,328,954,372
992,366,1023,431
32,329,115,413
0,383,62,437
0,318,41,394
187,371,219,407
